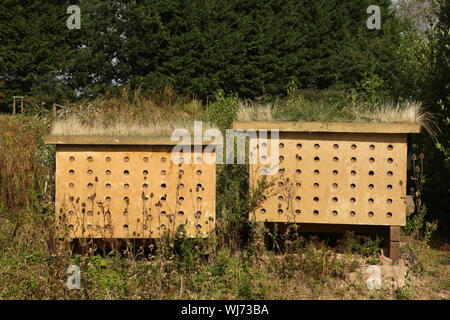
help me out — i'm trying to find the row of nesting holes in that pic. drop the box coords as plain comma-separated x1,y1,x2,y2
275,179,394,190
259,207,393,218
270,155,395,164
67,155,203,189
275,143,394,150
69,155,202,163
271,143,394,163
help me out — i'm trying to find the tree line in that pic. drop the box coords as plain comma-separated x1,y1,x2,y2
1,0,406,109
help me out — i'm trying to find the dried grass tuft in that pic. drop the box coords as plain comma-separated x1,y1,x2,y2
51,116,217,137
237,101,276,121
353,101,439,141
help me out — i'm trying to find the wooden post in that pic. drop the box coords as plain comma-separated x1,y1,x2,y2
53,103,57,118
20,98,24,113
13,98,16,114
382,226,400,262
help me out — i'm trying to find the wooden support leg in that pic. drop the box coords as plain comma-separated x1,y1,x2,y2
383,226,400,262
264,222,275,251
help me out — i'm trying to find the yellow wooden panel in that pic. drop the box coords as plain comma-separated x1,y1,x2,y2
249,132,408,226
55,145,216,238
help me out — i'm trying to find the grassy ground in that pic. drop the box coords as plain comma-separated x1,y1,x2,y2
0,89,448,300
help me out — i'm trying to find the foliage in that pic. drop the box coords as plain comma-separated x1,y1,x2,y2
1,0,404,111
207,89,238,132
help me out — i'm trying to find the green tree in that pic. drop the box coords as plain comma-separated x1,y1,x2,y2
0,0,76,111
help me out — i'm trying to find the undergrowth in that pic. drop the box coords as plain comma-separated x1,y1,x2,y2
0,87,447,300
